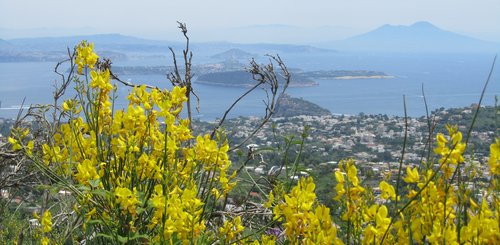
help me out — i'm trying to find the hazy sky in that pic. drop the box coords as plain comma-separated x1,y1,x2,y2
1,0,499,42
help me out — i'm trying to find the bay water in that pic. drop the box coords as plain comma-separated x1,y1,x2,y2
1,52,499,120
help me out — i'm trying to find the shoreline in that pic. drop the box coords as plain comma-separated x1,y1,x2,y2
195,80,319,88
333,75,395,80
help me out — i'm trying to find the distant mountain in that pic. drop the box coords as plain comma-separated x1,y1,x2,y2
193,42,336,56
7,34,178,53
324,21,500,53
211,49,255,60
4,34,337,55
1,34,337,63
0,39,12,47
242,43,335,54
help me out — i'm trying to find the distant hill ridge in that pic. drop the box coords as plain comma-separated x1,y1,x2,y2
2,21,498,61
325,21,500,53
0,33,337,62
211,48,255,60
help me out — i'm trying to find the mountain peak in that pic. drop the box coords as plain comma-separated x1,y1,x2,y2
410,21,437,29
211,48,254,60
328,21,499,53
377,21,439,32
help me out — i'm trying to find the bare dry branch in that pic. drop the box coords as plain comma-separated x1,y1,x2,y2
166,22,199,130
210,55,290,151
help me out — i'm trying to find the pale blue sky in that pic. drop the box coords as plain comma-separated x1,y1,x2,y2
1,0,499,42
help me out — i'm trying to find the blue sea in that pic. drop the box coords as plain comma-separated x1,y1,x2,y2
1,52,499,120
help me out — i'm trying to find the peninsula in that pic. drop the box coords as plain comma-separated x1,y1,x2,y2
195,70,318,87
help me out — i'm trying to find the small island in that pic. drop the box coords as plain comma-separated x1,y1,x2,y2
195,70,318,88
195,69,392,87
108,64,392,87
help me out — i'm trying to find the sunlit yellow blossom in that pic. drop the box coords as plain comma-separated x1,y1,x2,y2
434,125,466,166
362,205,391,244
375,205,390,230
171,86,187,107
8,137,22,151
26,140,34,156
41,237,50,245
62,99,82,113
115,187,140,215
335,171,345,183
75,41,98,74
90,69,112,91
260,235,277,245
460,199,500,244
264,192,275,208
274,177,341,244
347,164,359,186
363,204,379,221
488,138,500,175
219,216,245,242
41,210,52,233
428,222,458,245
379,181,397,200
403,166,419,183
74,159,99,185
274,177,315,236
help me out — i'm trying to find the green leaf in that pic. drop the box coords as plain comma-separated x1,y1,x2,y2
90,188,109,198
78,185,91,192
87,219,104,225
89,179,101,188
95,233,114,241
117,234,129,244
136,206,146,215
129,233,149,242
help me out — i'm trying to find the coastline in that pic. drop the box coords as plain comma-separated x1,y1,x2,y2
333,75,395,80
195,80,319,88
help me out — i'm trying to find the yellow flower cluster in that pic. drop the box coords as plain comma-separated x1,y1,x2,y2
403,166,419,183
362,204,391,244
460,199,500,243
149,185,206,242
379,180,397,201
75,40,98,74
334,160,366,223
333,159,398,244
33,210,52,245
271,177,342,244
406,169,458,243
488,138,500,175
8,128,32,154
219,216,245,242
41,210,53,233
114,187,140,215
31,42,237,243
9,40,500,244
434,124,467,178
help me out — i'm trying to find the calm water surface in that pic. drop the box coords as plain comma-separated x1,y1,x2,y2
1,53,499,120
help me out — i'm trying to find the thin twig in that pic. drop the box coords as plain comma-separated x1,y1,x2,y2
211,55,291,151
394,95,408,211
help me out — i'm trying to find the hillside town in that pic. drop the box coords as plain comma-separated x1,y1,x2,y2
191,104,496,199
0,104,497,205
